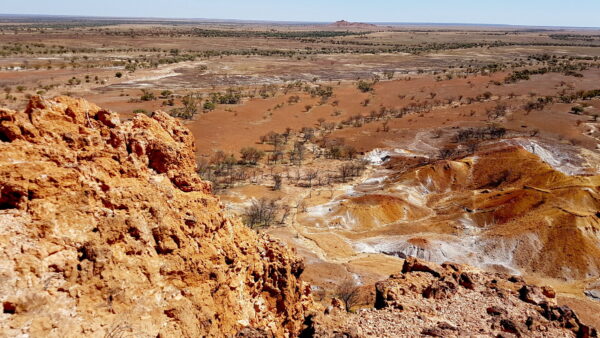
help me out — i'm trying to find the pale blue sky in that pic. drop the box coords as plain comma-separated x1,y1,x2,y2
2,0,599,28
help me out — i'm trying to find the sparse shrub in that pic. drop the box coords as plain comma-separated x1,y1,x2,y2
140,89,155,101
357,80,374,93
210,88,242,104
487,103,508,120
181,94,199,115
240,147,264,165
67,77,81,86
203,101,216,112
570,106,584,115
287,95,300,104
438,147,457,160
168,93,200,119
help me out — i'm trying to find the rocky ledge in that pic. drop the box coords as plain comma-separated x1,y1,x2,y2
0,97,312,337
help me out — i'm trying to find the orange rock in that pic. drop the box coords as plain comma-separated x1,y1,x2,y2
0,97,312,337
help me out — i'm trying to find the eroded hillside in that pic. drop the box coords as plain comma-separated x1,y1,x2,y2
344,143,600,280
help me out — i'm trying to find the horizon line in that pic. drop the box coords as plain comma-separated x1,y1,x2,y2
1,13,599,30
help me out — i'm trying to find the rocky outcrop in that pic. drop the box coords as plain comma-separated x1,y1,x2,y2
0,97,312,337
308,257,597,337
330,20,378,29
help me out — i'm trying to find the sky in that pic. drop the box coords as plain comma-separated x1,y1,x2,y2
2,0,600,28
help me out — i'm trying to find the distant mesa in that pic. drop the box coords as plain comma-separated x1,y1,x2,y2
330,20,378,28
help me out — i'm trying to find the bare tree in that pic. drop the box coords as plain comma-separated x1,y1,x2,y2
338,163,354,182
335,278,361,312
282,127,293,143
290,141,306,166
243,198,280,229
381,120,390,132
438,147,456,160
272,174,283,191
295,200,307,214
279,205,291,224
304,169,318,197
305,169,318,188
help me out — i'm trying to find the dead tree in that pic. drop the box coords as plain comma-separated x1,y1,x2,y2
335,278,361,312
243,198,280,229
305,169,318,188
272,174,283,191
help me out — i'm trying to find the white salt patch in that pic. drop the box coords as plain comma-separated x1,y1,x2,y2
392,184,429,207
124,72,179,85
420,175,434,193
458,214,481,235
407,131,439,154
353,241,378,254
352,273,363,286
510,139,583,175
338,210,358,229
392,148,429,158
362,176,387,185
364,149,390,165
392,148,413,155
307,201,338,217
353,233,524,275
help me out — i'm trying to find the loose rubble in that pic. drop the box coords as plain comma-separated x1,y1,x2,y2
307,257,597,337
